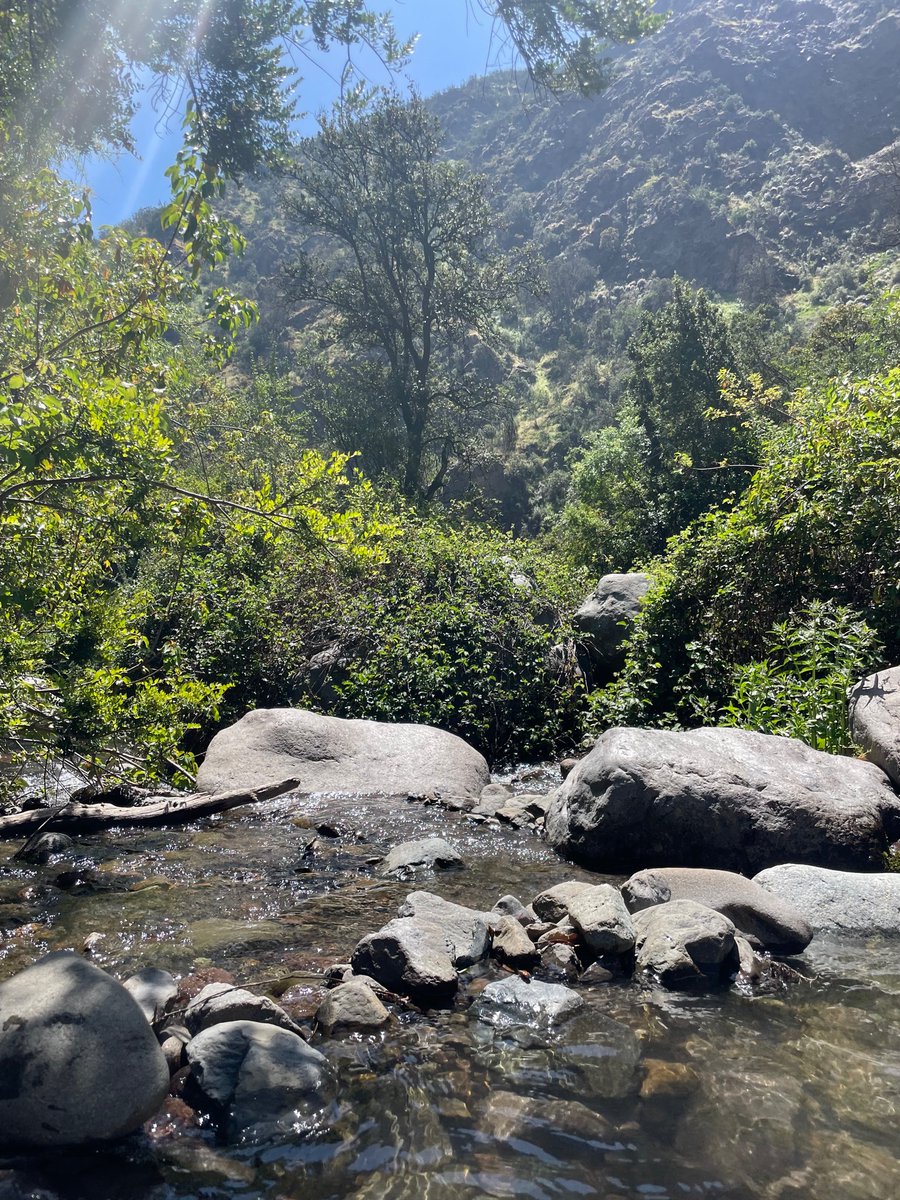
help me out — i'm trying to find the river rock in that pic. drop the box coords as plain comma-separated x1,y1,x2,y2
122,966,178,1025
490,915,540,968
633,900,738,988
316,979,390,1033
753,863,900,935
531,880,595,922
849,666,900,788
184,982,304,1037
350,919,459,1004
396,892,491,966
475,975,584,1026
574,572,652,669
196,708,489,800
539,942,581,981
184,1020,334,1143
0,952,169,1147
566,884,635,954
380,837,463,877
622,867,813,955
16,831,74,865
491,894,529,923
545,726,900,873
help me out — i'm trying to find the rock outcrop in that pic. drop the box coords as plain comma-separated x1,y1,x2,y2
545,726,900,873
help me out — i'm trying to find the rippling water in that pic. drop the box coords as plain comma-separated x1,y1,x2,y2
2,780,900,1200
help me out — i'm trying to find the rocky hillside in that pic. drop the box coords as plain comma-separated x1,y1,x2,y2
432,0,900,301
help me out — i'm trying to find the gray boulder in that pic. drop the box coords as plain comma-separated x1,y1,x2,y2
546,726,900,873
316,979,390,1033
849,666,900,788
753,863,900,935
566,884,635,954
574,573,652,672
474,975,584,1026
531,880,596,923
0,952,169,1147
380,837,463,878
197,707,489,799
622,867,813,955
489,915,540,968
633,900,738,988
184,1020,334,1144
351,919,459,1004
184,982,303,1037
491,894,529,924
396,892,490,966
122,966,178,1025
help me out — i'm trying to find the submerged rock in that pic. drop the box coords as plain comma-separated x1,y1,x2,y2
351,918,459,1005
380,838,464,878
753,863,900,935
184,1020,334,1144
0,952,169,1148
196,707,489,800
475,975,584,1026
633,900,738,989
622,867,812,955
546,726,900,873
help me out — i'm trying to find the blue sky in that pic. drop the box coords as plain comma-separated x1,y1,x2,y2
72,3,499,226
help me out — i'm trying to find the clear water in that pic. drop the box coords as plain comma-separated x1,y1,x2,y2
1,783,899,1200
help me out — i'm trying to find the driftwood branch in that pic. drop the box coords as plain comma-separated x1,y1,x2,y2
0,778,302,840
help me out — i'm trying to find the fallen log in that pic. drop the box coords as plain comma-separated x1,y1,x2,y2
0,778,302,839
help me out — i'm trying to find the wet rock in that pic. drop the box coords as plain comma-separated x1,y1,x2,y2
559,758,579,779
475,975,584,1026
479,1089,611,1153
159,1026,191,1074
196,708,489,800
525,920,556,942
557,1016,642,1098
489,915,540,968
622,867,813,954
351,919,459,1005
396,891,490,966
546,726,900,873
579,961,614,984
849,665,900,788
566,884,635,954
479,782,514,803
531,880,595,923
184,982,304,1037
122,967,178,1025
316,979,390,1033
184,1019,334,1144
640,1058,700,1101
380,837,463,877
633,900,738,988
753,863,900,935
14,831,74,865
0,951,169,1147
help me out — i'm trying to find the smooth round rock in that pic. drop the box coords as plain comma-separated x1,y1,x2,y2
753,863,900,935
0,952,169,1147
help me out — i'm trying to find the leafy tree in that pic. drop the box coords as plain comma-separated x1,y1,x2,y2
285,93,533,499
560,282,761,572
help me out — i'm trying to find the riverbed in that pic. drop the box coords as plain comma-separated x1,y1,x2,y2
1,781,899,1200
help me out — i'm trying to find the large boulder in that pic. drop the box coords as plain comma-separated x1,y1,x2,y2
396,892,491,967
633,900,738,988
0,952,169,1148
196,708,489,800
849,666,900,788
545,727,900,874
622,867,812,955
574,573,652,678
184,1020,334,1144
753,863,900,935
350,919,459,1005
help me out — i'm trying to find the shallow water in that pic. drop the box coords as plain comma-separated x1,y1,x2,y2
1,780,900,1200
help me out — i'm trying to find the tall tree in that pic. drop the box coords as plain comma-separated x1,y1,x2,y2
285,93,532,499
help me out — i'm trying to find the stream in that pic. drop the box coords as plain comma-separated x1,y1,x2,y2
1,774,900,1200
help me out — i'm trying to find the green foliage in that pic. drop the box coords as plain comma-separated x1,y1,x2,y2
719,603,881,754
593,364,900,730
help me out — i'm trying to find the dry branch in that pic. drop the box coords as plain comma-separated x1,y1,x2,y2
0,778,302,839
